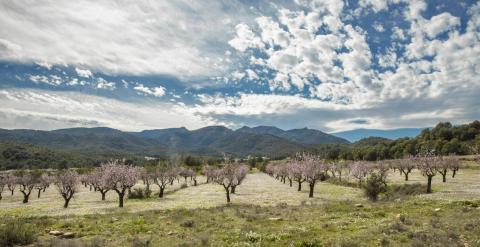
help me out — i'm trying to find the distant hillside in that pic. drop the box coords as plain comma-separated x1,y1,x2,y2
236,126,349,145
0,125,348,158
332,128,424,142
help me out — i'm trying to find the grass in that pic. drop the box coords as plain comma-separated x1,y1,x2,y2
1,162,480,246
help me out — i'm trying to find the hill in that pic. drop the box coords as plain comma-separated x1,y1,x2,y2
0,125,347,158
236,126,349,145
332,128,423,142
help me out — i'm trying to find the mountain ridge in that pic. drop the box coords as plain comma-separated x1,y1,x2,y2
0,125,348,157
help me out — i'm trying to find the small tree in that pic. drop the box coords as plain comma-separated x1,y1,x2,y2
55,170,79,208
416,152,440,193
288,161,305,191
139,167,153,194
6,174,17,196
203,165,216,183
231,165,248,193
349,161,371,185
448,155,462,178
299,153,327,198
212,164,247,203
19,174,36,203
102,160,140,207
88,168,110,200
397,156,416,181
363,171,388,201
35,174,51,198
153,166,173,198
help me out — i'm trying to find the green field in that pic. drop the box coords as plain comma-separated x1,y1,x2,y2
1,166,480,246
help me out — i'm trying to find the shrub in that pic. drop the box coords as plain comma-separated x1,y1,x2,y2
363,172,387,201
128,188,151,199
180,219,194,228
0,219,37,246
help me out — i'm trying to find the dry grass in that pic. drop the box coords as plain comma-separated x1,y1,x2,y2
0,173,362,217
1,163,479,217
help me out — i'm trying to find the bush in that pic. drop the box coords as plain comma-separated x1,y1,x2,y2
0,219,37,246
128,188,151,199
180,219,194,228
363,172,387,201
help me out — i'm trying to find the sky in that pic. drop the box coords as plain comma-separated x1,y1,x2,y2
0,0,479,133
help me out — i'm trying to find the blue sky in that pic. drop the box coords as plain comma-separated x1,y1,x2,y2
0,0,479,132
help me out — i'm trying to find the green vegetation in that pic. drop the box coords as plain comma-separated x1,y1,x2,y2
1,199,479,246
314,121,480,161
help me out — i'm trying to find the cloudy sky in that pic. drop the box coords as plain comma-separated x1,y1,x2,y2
0,0,479,132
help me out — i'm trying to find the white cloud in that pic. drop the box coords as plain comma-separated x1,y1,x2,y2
75,68,92,78
0,1,258,79
96,78,116,90
29,74,63,86
0,89,215,131
373,22,385,32
423,13,460,39
133,84,166,97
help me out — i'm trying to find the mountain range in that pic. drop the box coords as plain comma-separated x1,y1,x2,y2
332,128,424,142
0,126,349,157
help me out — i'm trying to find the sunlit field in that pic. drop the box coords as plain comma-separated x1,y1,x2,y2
1,162,480,246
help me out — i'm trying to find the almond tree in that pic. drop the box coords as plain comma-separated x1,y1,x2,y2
203,165,216,183
178,167,192,183
139,167,153,194
55,170,79,208
416,152,441,193
436,155,460,182
212,164,247,203
88,168,110,200
6,174,17,196
19,173,36,203
349,161,371,185
275,164,288,184
448,156,462,178
397,156,416,181
102,160,140,207
299,153,328,198
288,161,305,191
231,165,249,193
35,173,51,198
153,166,173,198
265,163,275,176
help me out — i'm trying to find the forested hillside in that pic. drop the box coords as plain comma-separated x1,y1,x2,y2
314,121,480,161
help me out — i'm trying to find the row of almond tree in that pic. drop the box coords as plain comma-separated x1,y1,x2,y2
266,152,465,197
0,159,249,208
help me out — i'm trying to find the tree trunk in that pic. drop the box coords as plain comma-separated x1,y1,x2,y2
159,187,164,198
43,187,46,192
193,179,197,186
224,187,231,203
298,181,302,191
101,191,107,201
63,197,71,208
289,178,292,187
37,189,41,198
0,193,2,200
11,189,14,196
440,169,447,183
21,191,30,203
404,172,409,181
118,192,125,208
452,169,457,178
427,175,433,193
231,185,236,194
309,183,315,198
